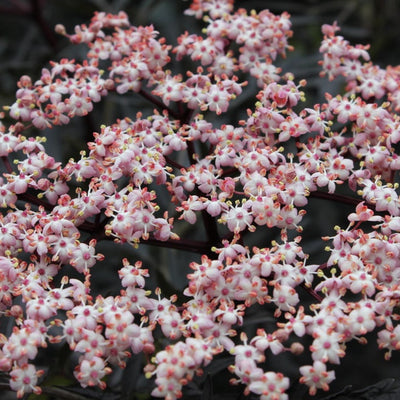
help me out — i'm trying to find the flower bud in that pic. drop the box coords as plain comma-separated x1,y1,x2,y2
290,342,304,355
55,24,66,35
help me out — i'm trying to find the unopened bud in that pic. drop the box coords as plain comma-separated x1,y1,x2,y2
12,122,25,134
104,79,115,91
274,329,289,342
9,305,23,319
19,75,32,88
55,24,66,35
290,342,304,355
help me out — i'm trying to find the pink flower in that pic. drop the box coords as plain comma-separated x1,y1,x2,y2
377,325,400,360
348,202,384,223
74,356,111,389
310,331,345,364
221,203,254,233
9,364,43,398
3,324,45,364
248,371,290,400
299,361,335,395
272,284,299,313
346,302,376,336
74,329,107,359
119,258,149,288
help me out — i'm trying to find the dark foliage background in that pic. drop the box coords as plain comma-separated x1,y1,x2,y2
1,1,400,399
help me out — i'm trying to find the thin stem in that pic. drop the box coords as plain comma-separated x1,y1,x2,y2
0,384,96,400
30,0,58,50
138,237,211,254
138,89,180,120
0,1,30,15
220,166,238,177
310,190,361,207
300,282,323,302
199,208,221,253
89,220,211,254
1,156,14,174
18,192,53,211
41,386,95,400
185,139,196,163
165,155,185,170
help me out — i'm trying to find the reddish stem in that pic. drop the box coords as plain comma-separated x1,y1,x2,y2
138,89,180,120
310,190,361,207
1,156,14,174
30,0,58,50
0,1,30,15
18,192,53,210
300,282,323,302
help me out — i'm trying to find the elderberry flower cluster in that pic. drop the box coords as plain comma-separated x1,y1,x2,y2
1,0,400,398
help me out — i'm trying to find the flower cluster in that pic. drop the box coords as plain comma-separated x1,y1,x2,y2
1,0,400,399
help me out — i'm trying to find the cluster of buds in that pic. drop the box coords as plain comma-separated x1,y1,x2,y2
1,0,400,398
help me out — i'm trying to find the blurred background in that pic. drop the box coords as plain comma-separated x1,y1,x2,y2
1,1,400,399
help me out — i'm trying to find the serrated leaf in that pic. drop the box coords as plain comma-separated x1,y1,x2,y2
319,378,400,400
